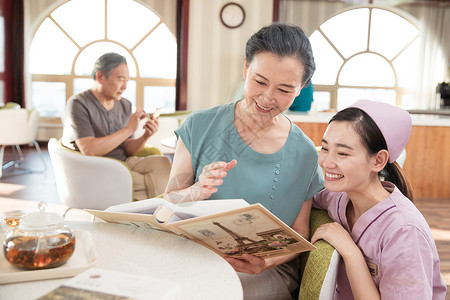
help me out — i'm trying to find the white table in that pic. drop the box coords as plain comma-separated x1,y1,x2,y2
0,220,243,300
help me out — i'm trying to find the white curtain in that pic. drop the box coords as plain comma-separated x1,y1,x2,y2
400,4,450,109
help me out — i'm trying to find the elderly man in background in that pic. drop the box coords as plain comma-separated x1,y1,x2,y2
62,52,171,200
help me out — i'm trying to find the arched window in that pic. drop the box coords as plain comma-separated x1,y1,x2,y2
30,0,177,117
309,7,419,111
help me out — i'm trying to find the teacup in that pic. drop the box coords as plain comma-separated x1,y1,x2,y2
1,210,27,233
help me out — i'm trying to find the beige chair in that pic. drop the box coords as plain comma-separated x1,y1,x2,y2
0,108,46,178
48,138,134,210
48,138,170,209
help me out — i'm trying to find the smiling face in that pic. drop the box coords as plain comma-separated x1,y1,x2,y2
242,52,304,119
98,63,129,101
319,121,381,193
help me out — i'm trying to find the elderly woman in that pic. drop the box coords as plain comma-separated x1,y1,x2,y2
165,23,324,299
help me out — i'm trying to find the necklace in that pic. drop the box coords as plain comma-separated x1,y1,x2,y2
236,103,275,149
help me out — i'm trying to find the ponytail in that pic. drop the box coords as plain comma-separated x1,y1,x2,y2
383,162,414,201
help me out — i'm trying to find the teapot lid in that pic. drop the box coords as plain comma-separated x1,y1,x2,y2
20,202,63,231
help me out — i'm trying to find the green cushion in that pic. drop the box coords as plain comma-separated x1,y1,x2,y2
0,102,21,109
135,146,162,157
299,208,337,300
159,111,192,126
159,110,192,117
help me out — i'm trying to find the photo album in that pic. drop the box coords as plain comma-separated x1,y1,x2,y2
85,198,316,259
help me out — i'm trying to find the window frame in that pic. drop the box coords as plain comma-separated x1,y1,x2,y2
310,6,419,110
30,0,176,117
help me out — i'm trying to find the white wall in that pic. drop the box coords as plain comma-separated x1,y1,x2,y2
187,0,273,111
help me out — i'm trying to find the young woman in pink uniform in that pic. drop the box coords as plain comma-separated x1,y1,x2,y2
311,100,447,299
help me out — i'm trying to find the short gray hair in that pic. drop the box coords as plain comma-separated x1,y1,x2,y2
92,52,127,80
245,23,315,86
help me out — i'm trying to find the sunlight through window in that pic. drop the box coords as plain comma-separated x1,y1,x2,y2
310,7,419,109
30,0,177,117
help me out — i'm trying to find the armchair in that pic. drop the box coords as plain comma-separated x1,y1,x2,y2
0,108,46,178
298,208,339,300
48,138,134,210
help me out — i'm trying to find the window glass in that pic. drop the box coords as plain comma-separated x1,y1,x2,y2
121,80,136,107
310,32,343,85
107,0,160,48
133,24,177,79
30,0,177,117
370,9,418,60
30,18,78,74
312,91,331,112
339,53,395,87
337,88,396,110
393,38,419,88
74,78,93,95
31,82,66,117
320,8,369,58
309,7,419,109
144,86,176,113
402,94,413,109
50,0,104,47
74,42,137,77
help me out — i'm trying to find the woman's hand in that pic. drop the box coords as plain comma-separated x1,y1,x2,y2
224,254,268,275
196,160,237,199
224,253,297,275
311,222,358,258
311,222,381,300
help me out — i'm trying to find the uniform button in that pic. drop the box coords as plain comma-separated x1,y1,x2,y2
275,170,280,175
270,195,275,199
276,163,280,168
272,186,277,190
274,178,278,182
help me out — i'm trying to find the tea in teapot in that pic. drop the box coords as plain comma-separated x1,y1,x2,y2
3,202,76,270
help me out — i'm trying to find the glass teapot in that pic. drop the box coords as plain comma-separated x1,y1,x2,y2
3,202,76,270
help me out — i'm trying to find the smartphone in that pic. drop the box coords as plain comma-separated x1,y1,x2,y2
151,107,163,119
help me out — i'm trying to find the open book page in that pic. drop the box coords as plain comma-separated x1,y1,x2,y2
104,197,168,214
86,200,316,260
85,199,251,230
84,209,171,232
167,204,316,259
168,199,250,222
103,198,250,223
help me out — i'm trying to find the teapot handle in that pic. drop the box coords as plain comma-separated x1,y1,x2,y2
62,207,72,220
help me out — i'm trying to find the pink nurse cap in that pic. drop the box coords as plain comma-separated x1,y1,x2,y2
350,100,412,163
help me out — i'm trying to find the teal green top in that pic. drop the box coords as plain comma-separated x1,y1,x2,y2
176,102,324,226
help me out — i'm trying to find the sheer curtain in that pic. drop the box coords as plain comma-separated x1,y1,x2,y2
280,0,449,110
400,4,450,109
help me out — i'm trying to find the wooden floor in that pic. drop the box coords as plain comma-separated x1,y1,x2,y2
1,144,449,298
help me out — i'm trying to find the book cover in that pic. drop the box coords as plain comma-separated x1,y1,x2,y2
38,267,180,300
86,199,315,259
